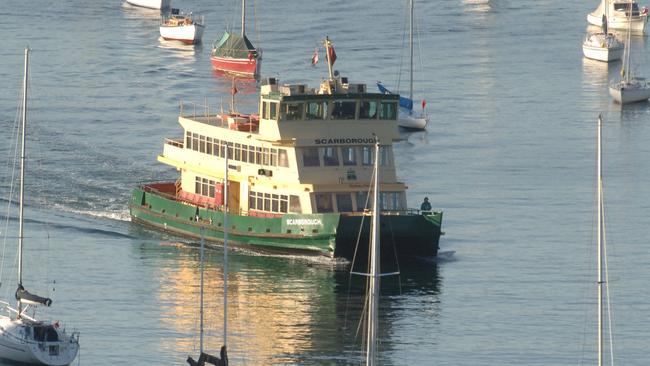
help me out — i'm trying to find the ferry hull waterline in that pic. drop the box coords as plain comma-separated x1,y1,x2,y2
130,185,442,260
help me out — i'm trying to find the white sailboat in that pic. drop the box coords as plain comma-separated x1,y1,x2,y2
583,15,624,62
609,7,650,103
159,9,205,45
187,152,229,366
125,0,171,10
0,49,79,366
587,0,648,33
377,0,428,131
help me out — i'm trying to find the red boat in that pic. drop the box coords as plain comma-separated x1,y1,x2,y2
209,0,261,78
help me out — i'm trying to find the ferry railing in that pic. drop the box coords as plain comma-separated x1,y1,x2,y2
164,138,184,148
341,208,434,216
179,100,229,128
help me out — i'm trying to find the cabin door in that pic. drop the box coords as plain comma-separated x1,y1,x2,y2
228,181,240,213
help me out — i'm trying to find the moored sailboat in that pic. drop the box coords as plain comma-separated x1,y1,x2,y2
583,15,624,62
377,0,428,130
160,9,205,45
125,0,171,10
210,0,261,78
608,6,650,103
0,48,79,366
587,0,648,33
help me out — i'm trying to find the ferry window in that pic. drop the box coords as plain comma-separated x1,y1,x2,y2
341,147,356,166
248,146,256,164
270,148,277,166
359,101,378,119
315,193,333,213
249,193,256,210
322,147,339,166
195,177,201,195
379,146,389,166
256,147,262,165
270,102,278,120
262,101,268,119
264,193,271,211
380,192,400,210
199,135,206,153
379,102,397,120
278,149,289,167
280,195,288,213
272,194,279,212
219,141,226,157
241,145,248,163
282,103,304,121
213,139,220,156
302,147,320,167
192,133,199,151
206,137,213,155
209,181,215,197
235,143,241,161
289,195,301,213
356,191,369,211
256,193,263,210
262,147,270,166
361,146,374,166
306,101,325,120
186,131,192,149
332,100,356,119
336,194,353,212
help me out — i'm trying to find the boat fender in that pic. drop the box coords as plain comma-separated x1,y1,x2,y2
642,6,648,15
53,321,60,329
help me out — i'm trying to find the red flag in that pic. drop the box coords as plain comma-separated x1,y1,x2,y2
422,99,426,109
231,85,238,95
327,45,337,66
311,49,319,66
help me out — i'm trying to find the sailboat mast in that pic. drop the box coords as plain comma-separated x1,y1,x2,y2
17,48,29,317
597,115,603,366
223,148,229,349
241,0,246,37
365,140,380,366
199,226,205,354
409,0,414,102
325,37,334,82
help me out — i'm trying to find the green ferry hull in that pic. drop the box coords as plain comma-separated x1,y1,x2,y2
130,187,441,260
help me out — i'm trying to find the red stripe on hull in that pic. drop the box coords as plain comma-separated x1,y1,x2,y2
210,56,259,77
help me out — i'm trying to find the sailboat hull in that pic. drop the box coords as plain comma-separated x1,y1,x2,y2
587,3,648,33
609,79,650,103
0,316,79,366
210,56,261,78
398,112,428,130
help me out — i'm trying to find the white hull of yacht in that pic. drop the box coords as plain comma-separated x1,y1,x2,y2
0,316,79,366
398,109,428,130
582,33,624,62
609,79,650,103
587,13,648,33
160,24,204,44
126,0,171,10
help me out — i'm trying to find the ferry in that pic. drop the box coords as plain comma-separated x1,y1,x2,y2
130,39,443,261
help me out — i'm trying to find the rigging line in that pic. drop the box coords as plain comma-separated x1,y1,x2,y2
396,1,409,90
601,191,615,366
387,217,402,295
0,92,23,288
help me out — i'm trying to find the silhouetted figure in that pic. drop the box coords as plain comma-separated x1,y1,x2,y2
187,346,228,366
420,197,432,212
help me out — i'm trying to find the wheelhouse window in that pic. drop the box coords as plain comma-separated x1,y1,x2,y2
379,146,389,166
341,147,357,166
359,100,378,119
356,191,369,211
315,193,333,213
282,103,304,121
379,102,397,120
186,131,192,149
269,102,278,120
262,101,269,119
322,147,339,166
289,195,301,213
306,101,326,120
302,147,320,167
331,100,356,119
380,192,402,210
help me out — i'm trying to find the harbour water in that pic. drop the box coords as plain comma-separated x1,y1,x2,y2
1,0,650,364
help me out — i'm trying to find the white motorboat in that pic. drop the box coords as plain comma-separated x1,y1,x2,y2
587,0,648,33
126,0,171,10
160,9,204,45
582,32,624,62
0,49,80,366
609,7,650,103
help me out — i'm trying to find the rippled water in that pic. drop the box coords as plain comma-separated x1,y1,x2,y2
1,0,650,364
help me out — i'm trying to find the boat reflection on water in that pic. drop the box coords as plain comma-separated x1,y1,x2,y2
142,241,441,364
462,0,491,13
157,38,201,58
211,70,260,94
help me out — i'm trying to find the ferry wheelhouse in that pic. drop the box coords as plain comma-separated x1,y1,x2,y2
130,46,442,260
